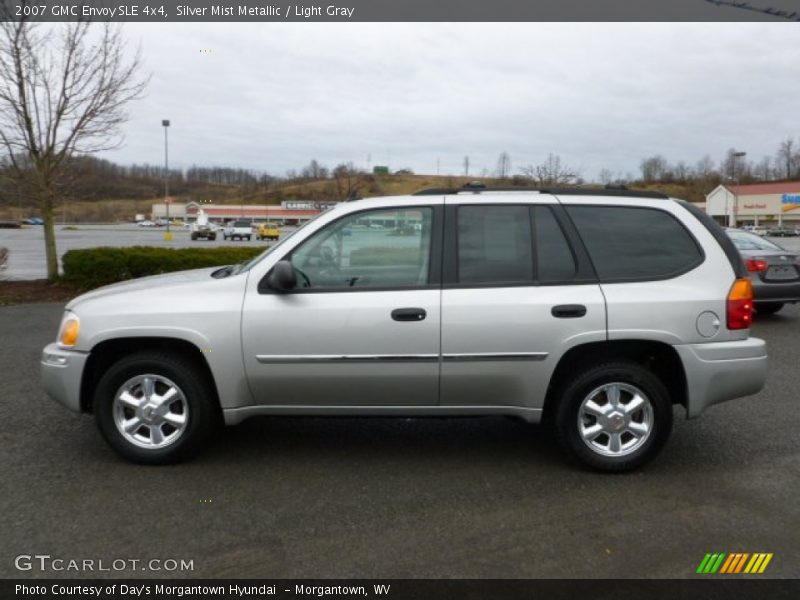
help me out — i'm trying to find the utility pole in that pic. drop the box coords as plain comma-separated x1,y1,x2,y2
162,119,172,240
463,156,470,177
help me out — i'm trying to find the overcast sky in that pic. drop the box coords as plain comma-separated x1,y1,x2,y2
103,22,799,180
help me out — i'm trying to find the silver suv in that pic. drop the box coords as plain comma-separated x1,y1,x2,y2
41,186,768,471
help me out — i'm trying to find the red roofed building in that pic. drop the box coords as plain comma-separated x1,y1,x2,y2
153,200,335,224
706,181,800,227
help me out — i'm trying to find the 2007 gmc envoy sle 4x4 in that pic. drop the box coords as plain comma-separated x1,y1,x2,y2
41,185,768,471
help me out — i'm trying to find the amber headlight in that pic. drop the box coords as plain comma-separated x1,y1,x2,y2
58,314,80,348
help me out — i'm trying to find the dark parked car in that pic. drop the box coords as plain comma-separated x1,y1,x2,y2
726,228,800,314
766,227,799,238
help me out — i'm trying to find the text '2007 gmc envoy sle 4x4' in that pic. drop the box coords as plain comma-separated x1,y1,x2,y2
41,185,768,471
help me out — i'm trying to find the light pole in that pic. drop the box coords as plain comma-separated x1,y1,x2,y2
162,119,172,240
731,150,746,227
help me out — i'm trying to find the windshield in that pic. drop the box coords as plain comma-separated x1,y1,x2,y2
236,212,330,273
727,230,784,251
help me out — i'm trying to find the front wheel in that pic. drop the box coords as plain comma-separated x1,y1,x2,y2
553,362,673,472
94,351,219,464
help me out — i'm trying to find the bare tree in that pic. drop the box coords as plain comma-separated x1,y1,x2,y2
776,137,798,179
695,155,716,181
463,156,470,177
519,154,579,186
301,159,328,180
0,15,148,279
495,151,511,179
753,156,774,182
332,162,365,200
639,155,668,183
598,168,614,185
0,246,8,279
673,161,692,183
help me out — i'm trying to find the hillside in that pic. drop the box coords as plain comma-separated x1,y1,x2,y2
0,172,711,223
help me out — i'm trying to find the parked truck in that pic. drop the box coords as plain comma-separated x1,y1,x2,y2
223,220,252,241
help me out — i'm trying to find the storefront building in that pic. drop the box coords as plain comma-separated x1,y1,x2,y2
705,182,800,227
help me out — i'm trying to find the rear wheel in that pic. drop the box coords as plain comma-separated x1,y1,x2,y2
755,302,784,315
553,362,673,472
94,351,219,464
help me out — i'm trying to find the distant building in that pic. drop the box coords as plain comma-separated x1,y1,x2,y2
170,201,331,224
706,182,800,227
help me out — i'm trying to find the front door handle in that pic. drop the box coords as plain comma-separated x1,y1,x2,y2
551,304,587,319
392,308,427,322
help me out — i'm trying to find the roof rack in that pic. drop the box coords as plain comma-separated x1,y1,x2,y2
412,182,669,200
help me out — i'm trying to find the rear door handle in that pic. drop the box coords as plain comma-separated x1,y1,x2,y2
551,304,587,319
392,308,427,322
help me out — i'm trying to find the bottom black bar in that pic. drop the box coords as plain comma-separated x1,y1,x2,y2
2,579,800,600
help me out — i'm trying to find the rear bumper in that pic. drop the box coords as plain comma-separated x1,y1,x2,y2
674,338,767,418
751,278,800,303
41,343,88,413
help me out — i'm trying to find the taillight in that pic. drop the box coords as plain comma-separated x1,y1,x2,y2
727,278,754,330
745,258,768,272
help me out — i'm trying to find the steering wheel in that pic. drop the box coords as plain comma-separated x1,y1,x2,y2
293,266,312,288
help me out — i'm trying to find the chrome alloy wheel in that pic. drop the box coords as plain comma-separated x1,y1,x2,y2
578,382,654,457
113,374,188,449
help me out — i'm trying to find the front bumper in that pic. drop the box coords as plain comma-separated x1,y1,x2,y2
41,343,89,413
674,337,767,418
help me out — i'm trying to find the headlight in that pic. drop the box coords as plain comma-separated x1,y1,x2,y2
57,314,80,348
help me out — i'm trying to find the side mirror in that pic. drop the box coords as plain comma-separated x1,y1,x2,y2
267,260,297,292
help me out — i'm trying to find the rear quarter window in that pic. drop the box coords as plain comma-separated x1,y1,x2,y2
566,205,704,282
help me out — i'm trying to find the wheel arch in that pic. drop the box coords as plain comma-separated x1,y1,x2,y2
80,337,221,414
544,339,688,418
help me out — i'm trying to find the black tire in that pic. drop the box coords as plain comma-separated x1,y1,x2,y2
553,361,673,472
246,235,251,241
190,234,197,240
93,351,219,464
755,302,784,315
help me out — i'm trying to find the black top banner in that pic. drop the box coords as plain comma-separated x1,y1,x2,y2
1,0,800,22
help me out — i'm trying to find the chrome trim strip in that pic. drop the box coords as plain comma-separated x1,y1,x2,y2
442,352,548,362
256,352,548,364
256,354,439,364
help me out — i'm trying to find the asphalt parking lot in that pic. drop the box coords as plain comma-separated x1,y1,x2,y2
1,302,798,579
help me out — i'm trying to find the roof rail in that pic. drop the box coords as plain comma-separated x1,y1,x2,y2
412,182,669,199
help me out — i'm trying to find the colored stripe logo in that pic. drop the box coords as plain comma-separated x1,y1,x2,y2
696,553,773,574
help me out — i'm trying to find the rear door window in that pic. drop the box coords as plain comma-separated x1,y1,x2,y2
457,206,534,284
566,205,703,281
